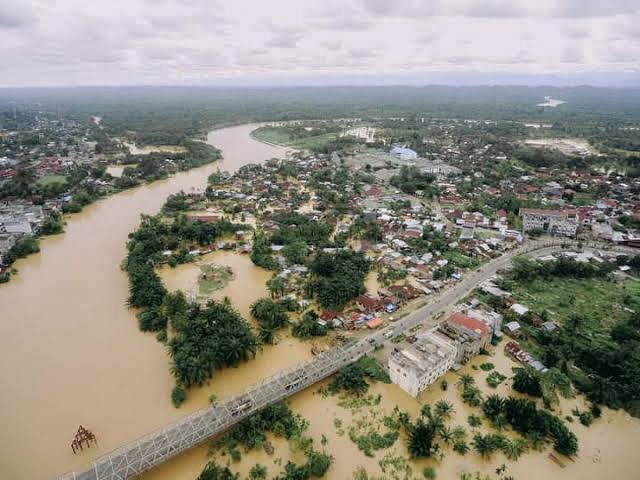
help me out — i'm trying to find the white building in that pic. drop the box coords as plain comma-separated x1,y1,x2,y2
388,330,457,397
390,146,418,161
467,308,503,336
520,208,578,237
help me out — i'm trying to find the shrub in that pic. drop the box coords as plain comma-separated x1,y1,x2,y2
171,385,186,408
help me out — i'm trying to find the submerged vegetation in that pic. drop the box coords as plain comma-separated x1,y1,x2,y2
124,212,256,402
328,356,391,396
209,402,333,480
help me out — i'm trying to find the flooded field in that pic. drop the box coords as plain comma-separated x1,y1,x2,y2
143,344,640,480
157,250,271,321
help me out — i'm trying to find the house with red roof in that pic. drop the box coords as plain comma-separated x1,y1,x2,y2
438,312,490,362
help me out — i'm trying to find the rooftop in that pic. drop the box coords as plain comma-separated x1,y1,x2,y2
390,331,456,375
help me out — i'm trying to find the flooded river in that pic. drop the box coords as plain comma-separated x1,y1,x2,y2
1,123,638,480
0,124,292,479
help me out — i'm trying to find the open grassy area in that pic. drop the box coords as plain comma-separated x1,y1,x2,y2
251,126,293,146
510,276,640,331
198,264,234,296
252,126,339,151
291,132,339,150
573,191,597,206
37,174,67,186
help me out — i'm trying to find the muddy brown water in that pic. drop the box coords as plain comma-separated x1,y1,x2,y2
0,124,638,480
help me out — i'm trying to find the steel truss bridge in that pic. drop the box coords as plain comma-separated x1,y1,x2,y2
57,239,634,479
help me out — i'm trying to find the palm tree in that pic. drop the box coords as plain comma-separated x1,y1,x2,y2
482,394,505,422
473,434,499,460
453,440,469,455
438,425,454,445
407,420,438,458
457,374,475,389
452,426,467,443
503,438,528,461
259,326,278,345
434,400,454,420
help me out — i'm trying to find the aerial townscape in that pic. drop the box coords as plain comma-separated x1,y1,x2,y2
2,2,640,480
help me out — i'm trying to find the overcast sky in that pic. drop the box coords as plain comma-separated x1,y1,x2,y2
1,0,639,87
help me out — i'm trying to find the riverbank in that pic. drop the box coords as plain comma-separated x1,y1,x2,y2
0,138,222,284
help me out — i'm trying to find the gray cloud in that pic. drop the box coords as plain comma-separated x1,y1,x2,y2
0,0,36,28
561,46,585,64
463,2,526,18
265,32,303,49
317,17,371,31
0,0,637,86
322,40,343,51
566,26,590,40
552,0,639,18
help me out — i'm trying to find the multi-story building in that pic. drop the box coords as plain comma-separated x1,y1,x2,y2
438,312,490,363
519,208,578,237
388,330,457,397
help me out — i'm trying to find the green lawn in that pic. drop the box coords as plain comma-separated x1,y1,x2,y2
573,191,597,206
510,276,640,331
37,174,67,186
445,251,481,269
291,133,339,150
251,126,293,146
252,126,339,151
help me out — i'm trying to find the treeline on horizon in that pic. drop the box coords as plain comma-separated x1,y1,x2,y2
2,85,640,146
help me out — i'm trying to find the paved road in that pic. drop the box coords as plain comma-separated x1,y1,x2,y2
57,239,632,480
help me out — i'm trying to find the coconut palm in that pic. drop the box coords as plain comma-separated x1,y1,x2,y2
472,433,504,460
438,425,454,445
452,426,467,442
407,420,438,458
453,440,469,455
434,400,455,420
482,394,505,422
457,374,475,389
503,438,528,461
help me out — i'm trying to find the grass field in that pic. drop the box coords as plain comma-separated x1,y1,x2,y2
573,191,597,206
292,132,338,150
251,126,292,146
37,174,67,186
510,276,640,331
252,126,339,151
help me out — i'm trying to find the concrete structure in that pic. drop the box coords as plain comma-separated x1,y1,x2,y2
520,208,578,237
388,330,457,397
438,312,489,363
57,341,377,480
467,308,503,336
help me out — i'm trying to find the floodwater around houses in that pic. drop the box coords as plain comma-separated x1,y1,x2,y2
0,123,638,480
